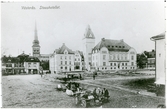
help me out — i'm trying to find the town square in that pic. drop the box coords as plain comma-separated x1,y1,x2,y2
1,1,166,108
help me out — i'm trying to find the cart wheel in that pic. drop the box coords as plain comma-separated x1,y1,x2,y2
81,99,87,108
75,97,79,105
89,99,95,106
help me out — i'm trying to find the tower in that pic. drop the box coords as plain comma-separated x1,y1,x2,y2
82,25,95,70
32,22,40,57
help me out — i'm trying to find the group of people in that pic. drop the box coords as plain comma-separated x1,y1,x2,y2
93,87,110,101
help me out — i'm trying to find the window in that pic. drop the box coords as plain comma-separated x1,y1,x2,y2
78,58,80,61
61,61,63,65
65,56,66,59
114,67,116,69
69,61,71,65
93,56,94,60
103,62,106,66
131,62,134,66
61,56,62,59
122,63,124,66
75,59,76,61
65,67,67,70
131,56,134,60
61,67,63,69
111,67,112,69
65,61,67,65
105,67,107,69
110,63,112,66
102,51,107,53
117,55,119,60
122,67,124,69
126,67,127,69
119,46,121,48
123,46,125,48
125,63,127,66
114,63,116,66
103,55,106,60
69,56,71,60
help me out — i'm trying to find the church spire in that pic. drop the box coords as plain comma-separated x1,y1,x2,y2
34,21,38,40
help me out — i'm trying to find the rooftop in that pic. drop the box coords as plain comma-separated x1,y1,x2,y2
92,38,131,52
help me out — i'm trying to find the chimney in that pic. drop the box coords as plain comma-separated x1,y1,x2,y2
120,39,124,42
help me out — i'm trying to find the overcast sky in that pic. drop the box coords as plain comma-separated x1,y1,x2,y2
1,1,165,56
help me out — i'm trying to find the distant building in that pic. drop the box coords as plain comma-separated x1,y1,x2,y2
150,33,165,96
82,25,95,71
1,52,40,75
91,38,137,70
32,22,50,61
24,56,40,74
49,43,75,73
74,50,85,71
49,44,85,74
147,58,155,69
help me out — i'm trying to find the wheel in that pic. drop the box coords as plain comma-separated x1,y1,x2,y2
89,99,95,106
81,99,87,108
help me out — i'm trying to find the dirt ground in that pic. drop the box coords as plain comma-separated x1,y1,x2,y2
2,75,165,108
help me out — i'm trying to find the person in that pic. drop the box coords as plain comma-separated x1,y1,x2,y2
93,73,95,80
103,88,109,101
40,71,43,78
79,73,82,80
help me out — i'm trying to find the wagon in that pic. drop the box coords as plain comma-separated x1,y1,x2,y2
75,90,102,108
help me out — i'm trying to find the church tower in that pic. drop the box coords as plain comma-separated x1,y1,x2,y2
82,25,95,71
32,22,40,57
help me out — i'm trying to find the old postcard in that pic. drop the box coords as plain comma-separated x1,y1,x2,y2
1,1,166,108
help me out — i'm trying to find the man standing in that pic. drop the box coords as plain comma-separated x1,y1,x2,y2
93,69,96,80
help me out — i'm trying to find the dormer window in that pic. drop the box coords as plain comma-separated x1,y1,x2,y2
115,46,117,48
119,46,121,48
123,46,125,48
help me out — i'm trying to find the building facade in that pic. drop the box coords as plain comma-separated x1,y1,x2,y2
74,50,85,71
24,56,40,74
49,44,85,74
82,25,95,71
150,33,165,96
49,43,75,73
91,38,137,71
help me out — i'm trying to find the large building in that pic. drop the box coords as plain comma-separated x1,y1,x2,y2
49,43,84,74
82,25,95,71
82,25,137,71
91,38,137,71
32,22,50,61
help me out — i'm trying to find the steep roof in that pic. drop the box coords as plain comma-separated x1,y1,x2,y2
92,38,131,52
24,56,40,62
55,43,74,54
83,25,95,39
76,50,84,61
17,52,29,57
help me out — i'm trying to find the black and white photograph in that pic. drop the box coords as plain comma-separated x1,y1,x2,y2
1,1,166,108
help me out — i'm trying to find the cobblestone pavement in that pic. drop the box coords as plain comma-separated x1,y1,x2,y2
2,75,165,108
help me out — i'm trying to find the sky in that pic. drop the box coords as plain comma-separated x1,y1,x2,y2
1,1,166,56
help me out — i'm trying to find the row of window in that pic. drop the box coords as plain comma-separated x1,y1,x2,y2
60,61,84,65
60,56,81,61
33,50,39,52
92,55,134,61
100,66,135,70
92,62,134,66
